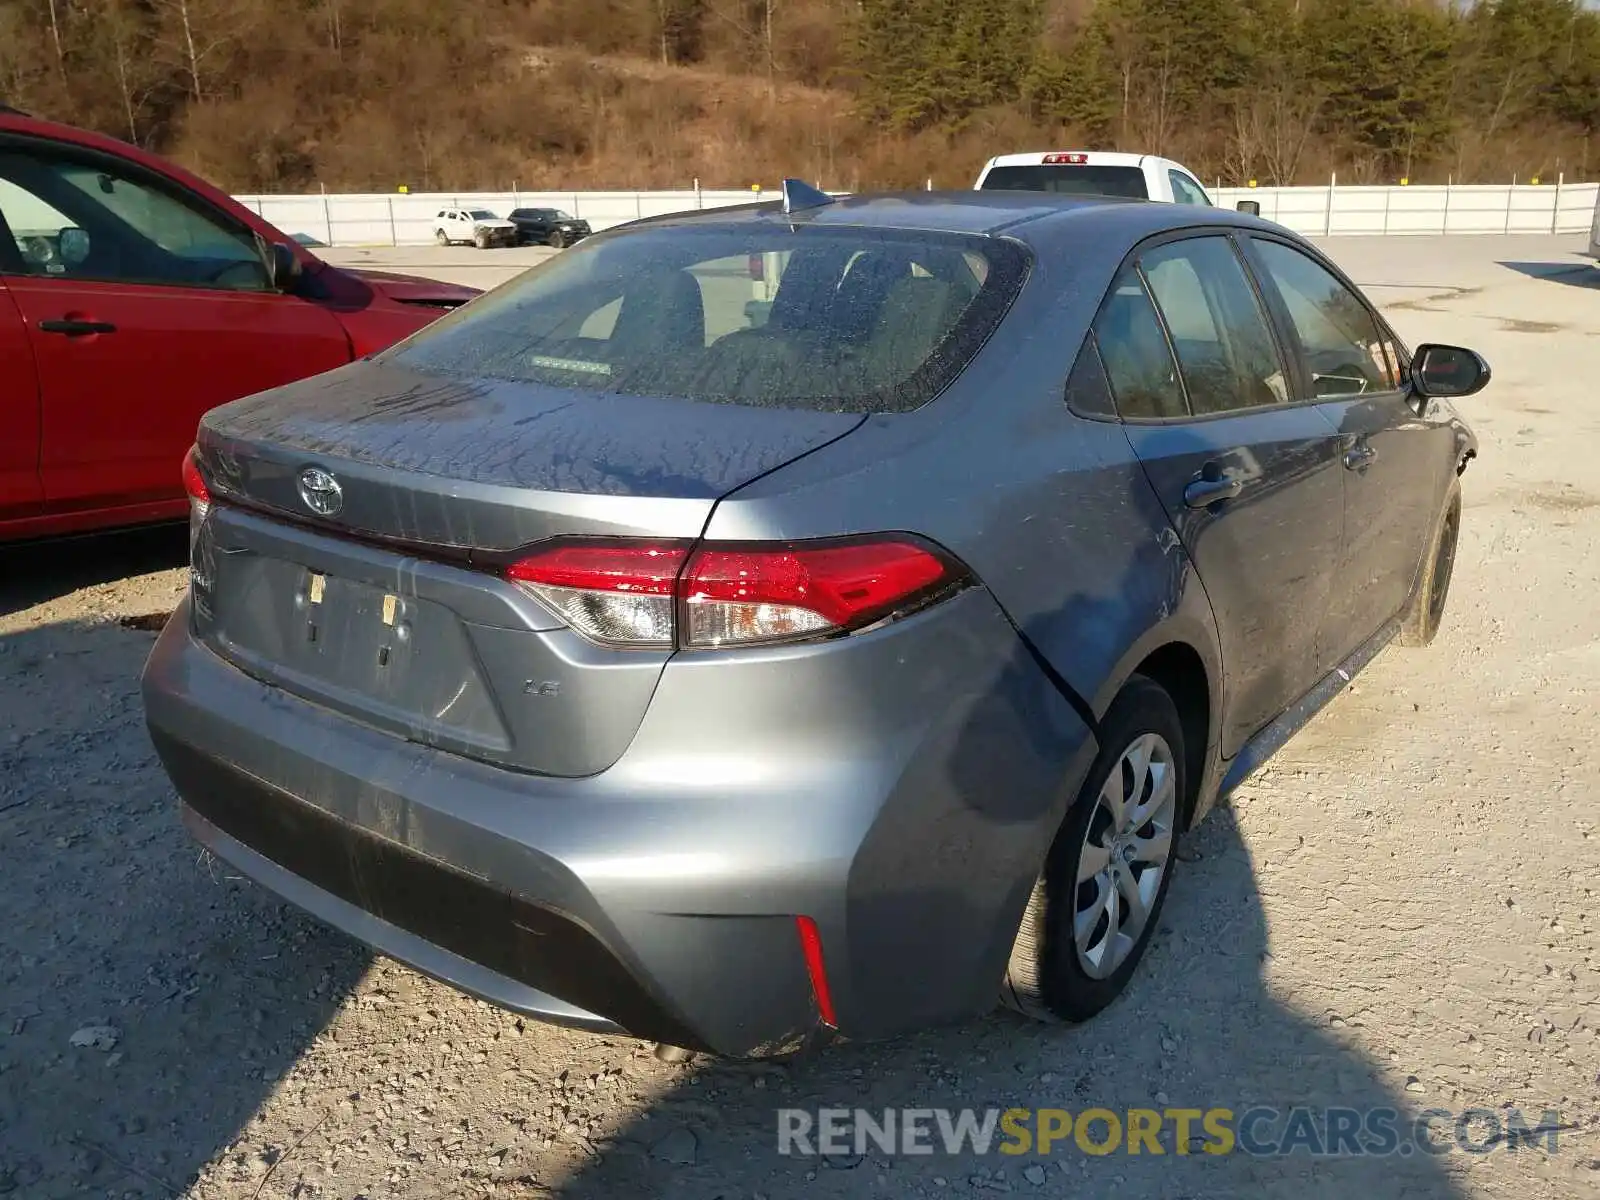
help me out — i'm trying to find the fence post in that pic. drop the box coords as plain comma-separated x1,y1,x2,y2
1442,176,1451,235
1381,184,1391,235
1505,177,1514,233
387,197,397,247
1551,172,1563,234
321,184,334,247
695,178,702,209
636,193,643,219
1325,172,1335,235
513,182,520,209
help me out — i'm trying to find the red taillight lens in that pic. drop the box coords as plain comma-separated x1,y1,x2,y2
182,446,210,511
506,540,691,648
505,535,961,650
1042,152,1089,165
182,448,209,528
680,538,955,648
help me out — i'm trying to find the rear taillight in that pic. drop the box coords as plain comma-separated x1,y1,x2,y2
181,445,210,521
506,540,691,649
504,535,964,650
680,540,952,647
182,446,211,583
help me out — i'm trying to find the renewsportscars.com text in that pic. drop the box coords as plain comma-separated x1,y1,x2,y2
776,1106,1566,1159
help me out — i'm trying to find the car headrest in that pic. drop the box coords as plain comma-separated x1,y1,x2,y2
611,269,706,359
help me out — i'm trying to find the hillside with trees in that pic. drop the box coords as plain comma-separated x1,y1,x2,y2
2,0,1598,192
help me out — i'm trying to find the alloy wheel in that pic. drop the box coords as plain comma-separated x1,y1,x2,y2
1074,732,1178,980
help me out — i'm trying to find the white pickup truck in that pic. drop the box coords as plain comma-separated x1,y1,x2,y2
974,151,1222,208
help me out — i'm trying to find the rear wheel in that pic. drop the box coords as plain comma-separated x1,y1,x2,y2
1002,675,1185,1023
435,229,450,246
1399,477,1462,648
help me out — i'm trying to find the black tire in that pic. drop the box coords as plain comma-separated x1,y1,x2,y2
1398,476,1462,648
434,229,449,246
473,230,489,250
1001,675,1186,1023
548,230,568,249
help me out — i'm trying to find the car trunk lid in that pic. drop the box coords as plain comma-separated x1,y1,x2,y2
190,359,865,775
197,358,862,548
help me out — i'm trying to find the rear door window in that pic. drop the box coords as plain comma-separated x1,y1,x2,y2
1167,171,1212,207
1091,267,1188,420
1139,237,1289,415
978,164,1149,199
386,226,1029,414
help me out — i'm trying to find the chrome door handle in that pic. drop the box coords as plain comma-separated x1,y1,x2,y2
1343,443,1377,471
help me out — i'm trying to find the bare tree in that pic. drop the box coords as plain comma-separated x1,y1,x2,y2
45,0,67,81
152,0,239,102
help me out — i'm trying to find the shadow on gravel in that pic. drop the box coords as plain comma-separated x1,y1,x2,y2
548,809,1475,1200
1497,261,1600,289
0,524,189,616
0,613,371,1198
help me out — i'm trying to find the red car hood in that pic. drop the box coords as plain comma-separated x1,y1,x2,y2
336,266,480,307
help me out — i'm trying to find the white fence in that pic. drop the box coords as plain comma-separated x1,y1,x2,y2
232,188,769,248
232,182,1600,248
1213,181,1599,237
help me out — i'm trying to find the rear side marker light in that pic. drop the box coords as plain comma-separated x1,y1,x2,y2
795,916,837,1028
503,534,965,650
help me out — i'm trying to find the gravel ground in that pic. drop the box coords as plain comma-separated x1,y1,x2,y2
2,235,1598,1200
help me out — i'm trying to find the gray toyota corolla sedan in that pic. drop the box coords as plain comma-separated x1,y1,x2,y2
142,183,1486,1058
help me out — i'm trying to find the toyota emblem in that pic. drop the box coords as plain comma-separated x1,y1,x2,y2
297,467,343,517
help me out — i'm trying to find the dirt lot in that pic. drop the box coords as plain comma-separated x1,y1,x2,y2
2,235,1598,1200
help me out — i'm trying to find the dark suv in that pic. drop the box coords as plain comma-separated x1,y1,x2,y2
509,207,592,248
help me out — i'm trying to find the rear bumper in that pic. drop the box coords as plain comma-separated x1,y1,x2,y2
142,590,1095,1056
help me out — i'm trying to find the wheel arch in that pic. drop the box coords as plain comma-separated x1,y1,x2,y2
1092,614,1222,832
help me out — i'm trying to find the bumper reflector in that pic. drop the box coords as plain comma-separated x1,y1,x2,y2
795,915,837,1028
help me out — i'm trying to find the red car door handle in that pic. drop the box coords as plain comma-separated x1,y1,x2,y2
38,318,117,336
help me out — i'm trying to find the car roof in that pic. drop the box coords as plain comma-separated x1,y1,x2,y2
617,189,1266,242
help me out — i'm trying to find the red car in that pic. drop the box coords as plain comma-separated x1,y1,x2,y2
0,108,479,543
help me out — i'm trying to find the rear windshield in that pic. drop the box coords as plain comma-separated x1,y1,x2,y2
383,224,1030,414
980,164,1149,199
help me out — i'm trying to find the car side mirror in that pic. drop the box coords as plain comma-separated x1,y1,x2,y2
266,242,303,291
1236,200,1261,216
1409,343,1490,399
